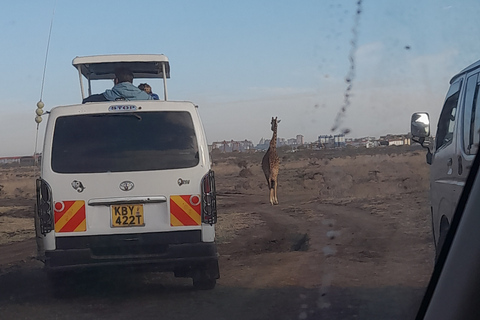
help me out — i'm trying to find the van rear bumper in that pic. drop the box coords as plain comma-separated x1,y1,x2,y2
44,231,219,276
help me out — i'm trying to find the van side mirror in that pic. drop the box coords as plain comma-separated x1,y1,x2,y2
411,112,430,138
411,112,433,165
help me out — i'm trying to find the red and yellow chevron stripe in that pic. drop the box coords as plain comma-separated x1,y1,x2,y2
170,195,201,226
54,201,86,232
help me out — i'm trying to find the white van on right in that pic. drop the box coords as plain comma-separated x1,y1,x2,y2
411,59,480,259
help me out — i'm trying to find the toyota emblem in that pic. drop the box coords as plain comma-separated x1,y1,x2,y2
119,181,134,191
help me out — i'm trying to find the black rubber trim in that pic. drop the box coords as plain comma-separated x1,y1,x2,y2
55,230,202,249
45,241,218,271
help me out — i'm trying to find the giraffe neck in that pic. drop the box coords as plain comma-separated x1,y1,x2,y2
270,128,277,150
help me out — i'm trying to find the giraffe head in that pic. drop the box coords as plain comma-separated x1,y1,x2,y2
271,117,281,131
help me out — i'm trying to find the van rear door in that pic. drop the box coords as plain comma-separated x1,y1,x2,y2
46,108,207,238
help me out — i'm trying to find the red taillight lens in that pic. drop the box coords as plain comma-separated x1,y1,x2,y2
201,170,217,225
36,178,54,234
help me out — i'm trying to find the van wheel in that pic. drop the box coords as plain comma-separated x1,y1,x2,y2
435,217,450,262
193,276,216,290
192,268,217,290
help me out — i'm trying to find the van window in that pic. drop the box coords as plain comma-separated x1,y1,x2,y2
463,74,479,155
472,81,480,155
51,111,199,173
436,80,462,151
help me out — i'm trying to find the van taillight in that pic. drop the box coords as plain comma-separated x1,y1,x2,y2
201,170,217,225
36,178,54,235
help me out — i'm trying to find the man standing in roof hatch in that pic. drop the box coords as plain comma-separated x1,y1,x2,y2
82,68,153,103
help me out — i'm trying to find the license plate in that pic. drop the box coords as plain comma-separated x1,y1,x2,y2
111,204,145,227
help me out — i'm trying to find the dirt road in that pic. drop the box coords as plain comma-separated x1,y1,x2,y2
0,147,434,319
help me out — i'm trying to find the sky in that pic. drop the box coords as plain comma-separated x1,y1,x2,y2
1,0,480,157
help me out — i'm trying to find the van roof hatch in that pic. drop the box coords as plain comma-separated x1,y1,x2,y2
72,54,170,100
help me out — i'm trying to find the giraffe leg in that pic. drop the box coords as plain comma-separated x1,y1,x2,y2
268,179,275,205
273,180,278,205
269,187,274,205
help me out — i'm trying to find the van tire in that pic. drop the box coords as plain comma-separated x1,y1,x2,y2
192,265,218,290
193,276,216,290
435,217,450,262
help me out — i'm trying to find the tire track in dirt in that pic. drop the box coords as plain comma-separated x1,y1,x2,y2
0,239,38,273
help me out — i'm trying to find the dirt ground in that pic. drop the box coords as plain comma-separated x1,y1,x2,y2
0,146,434,319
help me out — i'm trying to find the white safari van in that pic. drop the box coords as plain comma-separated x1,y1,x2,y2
411,58,480,259
35,54,219,290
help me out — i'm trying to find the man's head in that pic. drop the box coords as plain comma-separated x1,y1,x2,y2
144,84,152,94
138,83,152,94
114,68,134,85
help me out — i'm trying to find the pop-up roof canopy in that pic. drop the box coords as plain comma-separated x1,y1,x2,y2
72,54,170,100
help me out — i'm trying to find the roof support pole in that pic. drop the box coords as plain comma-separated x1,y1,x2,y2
77,66,85,100
162,62,168,101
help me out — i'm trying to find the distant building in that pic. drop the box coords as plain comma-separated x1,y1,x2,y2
318,134,346,148
287,138,297,145
256,137,288,150
256,138,270,151
210,139,255,153
318,135,333,148
341,134,411,148
296,135,304,145
255,134,304,150
345,136,376,148
0,154,40,166
379,134,411,146
334,134,345,147
0,156,21,165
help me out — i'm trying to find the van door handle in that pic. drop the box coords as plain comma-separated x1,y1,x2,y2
447,158,453,174
458,156,463,175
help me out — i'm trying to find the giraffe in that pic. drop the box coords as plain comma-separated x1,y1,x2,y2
262,117,280,205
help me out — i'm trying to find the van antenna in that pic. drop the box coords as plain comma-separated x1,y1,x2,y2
34,0,56,167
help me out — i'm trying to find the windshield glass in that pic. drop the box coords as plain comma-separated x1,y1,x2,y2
51,111,199,173
2,1,480,319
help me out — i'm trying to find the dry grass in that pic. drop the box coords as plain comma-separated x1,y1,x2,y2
0,216,34,244
0,147,430,248
216,212,265,244
213,148,429,201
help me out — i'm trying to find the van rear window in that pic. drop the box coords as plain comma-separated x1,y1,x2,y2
51,111,199,173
